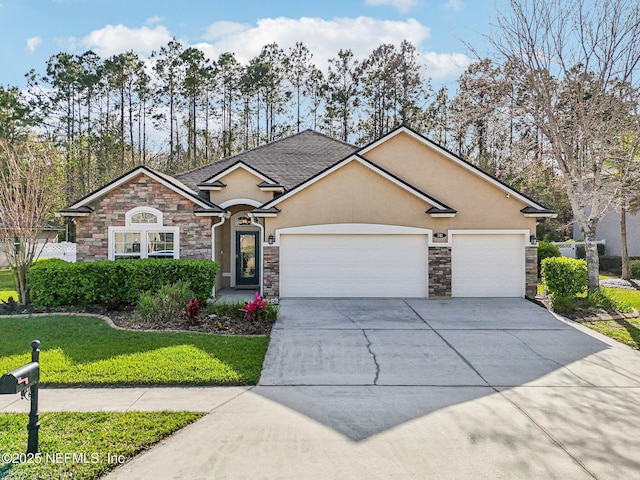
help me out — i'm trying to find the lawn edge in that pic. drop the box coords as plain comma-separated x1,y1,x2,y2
0,312,270,337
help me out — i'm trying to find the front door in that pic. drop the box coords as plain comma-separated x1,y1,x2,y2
236,231,260,286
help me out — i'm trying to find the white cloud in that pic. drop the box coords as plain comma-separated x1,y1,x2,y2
421,51,471,79
145,16,162,26
26,36,42,53
52,16,468,84
442,0,463,12
203,21,253,41
81,24,172,57
196,16,469,81
198,17,431,68
365,0,418,14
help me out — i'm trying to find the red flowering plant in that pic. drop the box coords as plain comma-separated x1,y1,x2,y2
239,292,269,322
186,298,205,324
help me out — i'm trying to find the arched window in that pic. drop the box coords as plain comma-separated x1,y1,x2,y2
125,207,163,226
109,207,179,260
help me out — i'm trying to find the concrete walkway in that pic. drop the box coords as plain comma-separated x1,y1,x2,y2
3,298,640,479
0,387,250,413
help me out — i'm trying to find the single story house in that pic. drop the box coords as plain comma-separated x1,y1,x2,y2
59,126,554,298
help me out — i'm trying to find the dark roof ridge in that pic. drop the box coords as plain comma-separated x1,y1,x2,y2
177,129,356,180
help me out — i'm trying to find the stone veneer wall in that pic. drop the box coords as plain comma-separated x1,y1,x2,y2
525,245,538,298
428,246,452,297
75,174,212,261
263,245,280,297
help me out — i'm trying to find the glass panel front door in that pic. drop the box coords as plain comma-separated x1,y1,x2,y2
236,231,259,285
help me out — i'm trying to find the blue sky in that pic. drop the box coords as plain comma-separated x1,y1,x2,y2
0,0,500,91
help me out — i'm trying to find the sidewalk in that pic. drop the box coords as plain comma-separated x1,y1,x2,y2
0,386,251,413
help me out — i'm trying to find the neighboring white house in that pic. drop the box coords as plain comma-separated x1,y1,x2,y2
573,209,640,256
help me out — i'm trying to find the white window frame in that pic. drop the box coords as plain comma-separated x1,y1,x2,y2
108,207,180,260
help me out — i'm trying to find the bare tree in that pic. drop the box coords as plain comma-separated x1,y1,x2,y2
489,0,640,290
0,140,63,304
619,190,640,280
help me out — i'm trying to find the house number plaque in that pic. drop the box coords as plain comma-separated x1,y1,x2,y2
433,232,447,239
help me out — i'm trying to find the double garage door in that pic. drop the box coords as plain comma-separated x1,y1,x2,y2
279,231,525,298
280,233,428,298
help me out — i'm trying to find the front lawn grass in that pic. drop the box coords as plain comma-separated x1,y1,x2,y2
577,286,640,350
0,315,269,386
0,269,18,303
0,269,15,290
581,318,640,350
601,287,640,310
0,411,203,480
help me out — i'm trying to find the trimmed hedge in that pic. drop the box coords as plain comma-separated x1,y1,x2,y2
28,259,219,307
541,256,588,299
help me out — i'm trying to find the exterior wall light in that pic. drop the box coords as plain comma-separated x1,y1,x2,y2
530,235,538,245
268,234,274,244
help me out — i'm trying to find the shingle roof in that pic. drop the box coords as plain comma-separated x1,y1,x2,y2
175,130,358,191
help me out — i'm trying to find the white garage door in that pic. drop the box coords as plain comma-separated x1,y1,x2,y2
451,234,525,297
280,234,428,298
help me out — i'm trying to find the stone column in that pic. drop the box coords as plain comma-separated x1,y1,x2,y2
263,245,280,297
429,246,452,298
525,245,538,298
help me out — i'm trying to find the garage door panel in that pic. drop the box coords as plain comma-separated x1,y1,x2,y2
452,234,525,297
280,234,428,298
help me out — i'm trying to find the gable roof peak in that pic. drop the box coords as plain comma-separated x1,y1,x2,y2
175,129,359,191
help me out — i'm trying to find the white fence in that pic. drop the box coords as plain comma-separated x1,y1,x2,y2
0,242,76,268
550,240,606,258
37,242,76,263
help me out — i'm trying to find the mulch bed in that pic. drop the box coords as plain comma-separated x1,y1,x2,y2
0,303,273,336
534,294,638,322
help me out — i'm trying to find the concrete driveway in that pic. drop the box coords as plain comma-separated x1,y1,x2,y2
106,298,640,480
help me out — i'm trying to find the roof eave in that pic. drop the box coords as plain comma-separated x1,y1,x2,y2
523,212,558,218
249,207,281,218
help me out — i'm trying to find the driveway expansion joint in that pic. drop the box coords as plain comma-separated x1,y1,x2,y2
404,300,491,387
502,330,596,387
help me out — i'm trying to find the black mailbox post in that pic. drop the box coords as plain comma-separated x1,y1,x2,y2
0,340,40,453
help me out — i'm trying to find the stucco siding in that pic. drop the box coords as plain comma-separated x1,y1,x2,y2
265,161,435,237
209,168,273,206
362,132,535,232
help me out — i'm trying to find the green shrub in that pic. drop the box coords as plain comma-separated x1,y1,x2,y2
584,289,618,310
208,300,279,323
599,256,622,275
576,242,605,259
537,241,561,276
137,280,195,322
598,256,640,275
29,259,218,307
541,257,588,300
551,295,578,314
630,259,640,279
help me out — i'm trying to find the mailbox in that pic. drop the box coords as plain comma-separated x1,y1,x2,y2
1,340,41,454
0,361,39,394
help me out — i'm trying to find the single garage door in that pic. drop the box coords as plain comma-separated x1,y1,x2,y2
279,234,428,298
451,234,525,297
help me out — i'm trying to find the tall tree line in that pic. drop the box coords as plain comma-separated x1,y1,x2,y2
7,38,607,242
17,40,439,202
